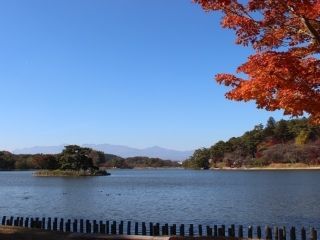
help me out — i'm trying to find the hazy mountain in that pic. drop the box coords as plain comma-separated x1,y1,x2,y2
13,145,65,155
13,144,193,161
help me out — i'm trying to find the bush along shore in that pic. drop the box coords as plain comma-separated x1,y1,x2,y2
33,169,110,177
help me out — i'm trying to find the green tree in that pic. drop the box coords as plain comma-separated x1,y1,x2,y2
264,117,276,137
59,145,96,170
274,120,292,143
183,148,210,169
0,151,15,170
242,124,264,158
209,141,230,163
226,137,242,152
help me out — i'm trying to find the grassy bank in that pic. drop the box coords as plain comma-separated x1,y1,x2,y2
33,169,110,177
210,163,320,170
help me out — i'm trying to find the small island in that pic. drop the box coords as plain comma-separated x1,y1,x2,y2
33,145,110,177
33,169,109,177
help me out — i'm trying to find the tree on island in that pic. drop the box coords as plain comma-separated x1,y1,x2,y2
59,145,98,171
194,0,320,124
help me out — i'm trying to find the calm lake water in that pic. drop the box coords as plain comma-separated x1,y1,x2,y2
0,169,319,229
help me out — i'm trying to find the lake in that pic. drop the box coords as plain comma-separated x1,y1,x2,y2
0,169,319,229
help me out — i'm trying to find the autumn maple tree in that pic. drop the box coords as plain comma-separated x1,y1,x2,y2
194,0,320,124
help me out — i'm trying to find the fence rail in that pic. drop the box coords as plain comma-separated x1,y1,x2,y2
0,216,318,240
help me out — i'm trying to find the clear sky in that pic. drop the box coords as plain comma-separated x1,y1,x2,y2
0,0,285,151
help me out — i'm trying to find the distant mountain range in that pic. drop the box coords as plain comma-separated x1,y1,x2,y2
13,144,193,161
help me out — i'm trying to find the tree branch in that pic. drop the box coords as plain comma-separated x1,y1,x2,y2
301,17,320,46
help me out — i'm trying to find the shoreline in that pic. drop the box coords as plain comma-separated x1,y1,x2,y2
210,163,320,171
1,165,320,172
210,167,320,171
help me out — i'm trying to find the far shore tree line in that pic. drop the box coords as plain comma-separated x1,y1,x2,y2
183,118,320,169
2,118,319,171
0,146,180,171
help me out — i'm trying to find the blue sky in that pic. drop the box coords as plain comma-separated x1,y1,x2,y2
0,0,285,151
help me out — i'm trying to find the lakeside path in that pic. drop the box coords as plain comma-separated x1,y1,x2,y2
0,226,171,240
0,226,250,240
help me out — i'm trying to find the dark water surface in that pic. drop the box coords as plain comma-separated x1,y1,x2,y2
0,169,319,228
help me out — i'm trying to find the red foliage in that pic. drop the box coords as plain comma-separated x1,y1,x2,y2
194,0,320,124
